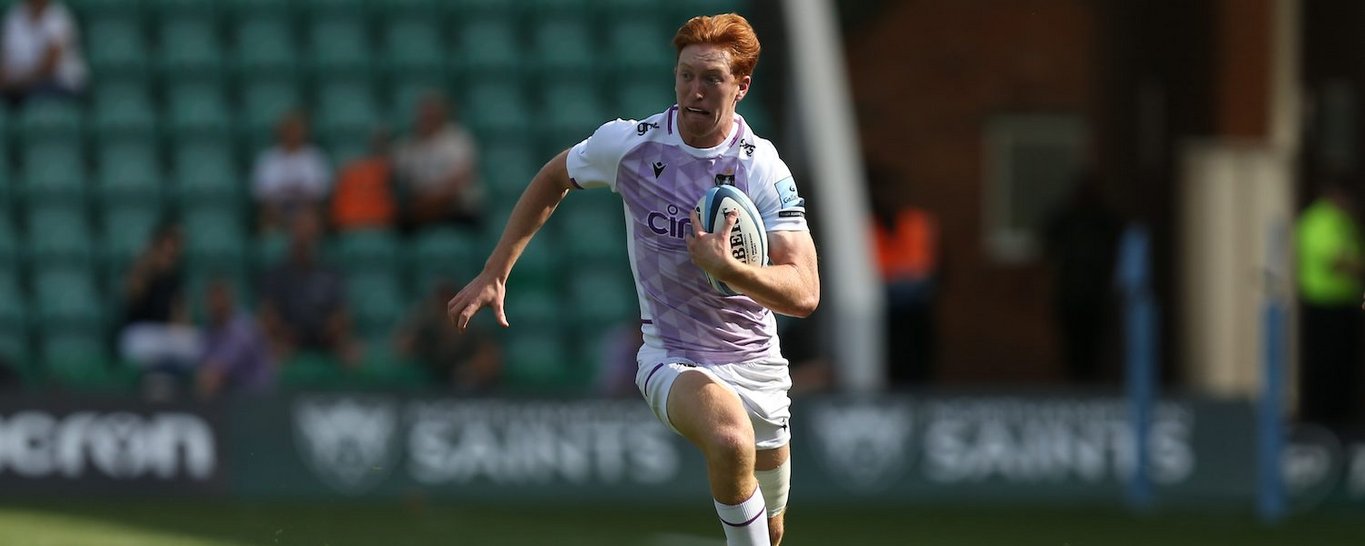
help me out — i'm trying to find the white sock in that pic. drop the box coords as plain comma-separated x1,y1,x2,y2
714,486,769,546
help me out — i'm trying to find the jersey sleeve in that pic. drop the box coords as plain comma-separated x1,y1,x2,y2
749,154,809,232
566,119,639,192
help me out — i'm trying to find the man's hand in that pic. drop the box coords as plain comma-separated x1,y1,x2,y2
447,271,510,333
688,208,742,282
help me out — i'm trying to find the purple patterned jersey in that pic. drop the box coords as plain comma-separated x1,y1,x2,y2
566,107,809,365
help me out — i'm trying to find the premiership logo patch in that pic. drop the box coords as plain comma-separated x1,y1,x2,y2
293,396,399,495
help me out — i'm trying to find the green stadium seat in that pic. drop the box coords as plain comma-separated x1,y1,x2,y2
559,193,628,263
529,0,592,15
336,228,402,273
464,79,531,138
20,141,87,207
531,18,595,76
569,268,637,327
42,331,115,389
617,80,676,120
152,0,221,16
405,227,484,291
316,79,380,144
26,207,95,269
308,16,373,77
382,17,445,78
303,0,368,16
448,0,520,17
171,142,243,210
480,140,538,204
502,327,568,390
457,18,522,76
183,209,248,272
345,270,407,341
225,0,294,17
253,230,288,272
91,83,159,140
383,0,440,17
99,205,162,279
68,0,144,15
86,17,151,82
0,213,18,266
388,76,447,131
239,79,302,149
96,141,164,207
32,267,103,330
542,81,607,151
17,99,83,142
233,15,300,79
608,22,675,76
165,82,233,139
506,231,560,292
157,16,224,79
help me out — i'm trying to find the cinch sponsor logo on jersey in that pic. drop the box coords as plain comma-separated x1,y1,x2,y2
647,204,693,239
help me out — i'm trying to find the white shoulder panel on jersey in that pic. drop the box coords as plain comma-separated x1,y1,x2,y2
567,110,670,192
742,135,808,232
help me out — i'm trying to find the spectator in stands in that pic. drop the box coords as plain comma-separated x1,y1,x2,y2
196,277,275,399
259,210,359,367
395,279,500,392
1043,171,1122,385
0,0,86,106
330,125,397,232
867,162,941,387
118,222,203,388
252,110,332,233
394,91,484,231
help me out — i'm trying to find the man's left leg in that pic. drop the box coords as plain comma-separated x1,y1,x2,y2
755,445,790,546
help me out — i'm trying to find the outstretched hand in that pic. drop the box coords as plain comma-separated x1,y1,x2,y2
687,208,741,279
447,272,510,333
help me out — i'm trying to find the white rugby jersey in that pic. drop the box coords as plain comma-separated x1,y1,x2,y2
566,106,809,365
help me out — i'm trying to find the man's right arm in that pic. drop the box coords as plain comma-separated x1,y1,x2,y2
447,149,574,332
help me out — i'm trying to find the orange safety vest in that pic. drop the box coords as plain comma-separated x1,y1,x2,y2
870,208,939,282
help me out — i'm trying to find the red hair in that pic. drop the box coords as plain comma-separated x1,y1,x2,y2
673,13,761,78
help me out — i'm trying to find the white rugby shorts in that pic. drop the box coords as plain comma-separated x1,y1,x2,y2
635,346,793,450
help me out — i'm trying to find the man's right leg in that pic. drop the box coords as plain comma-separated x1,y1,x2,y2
666,369,770,545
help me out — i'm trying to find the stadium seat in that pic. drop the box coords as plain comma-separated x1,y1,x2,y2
224,0,294,17
19,141,87,207
383,0,441,17
457,18,522,76
17,99,82,142
531,18,595,77
85,17,151,82
569,268,638,327
153,0,221,17
541,81,607,152
253,230,288,273
31,267,103,330
479,140,538,204
617,80,676,120
157,15,224,80
183,208,248,273
388,76,447,131
336,229,402,274
41,331,116,390
0,272,30,372
382,17,445,78
608,22,675,76
68,0,143,16
405,227,484,291
96,141,164,208
502,327,569,390
315,79,380,145
25,207,95,269
172,142,244,212
165,82,234,139
464,79,531,139
90,83,159,140
308,16,373,78
233,15,300,79
505,231,560,292
302,0,368,16
99,205,162,282
345,270,407,341
239,79,302,150
558,193,628,263
0,213,17,267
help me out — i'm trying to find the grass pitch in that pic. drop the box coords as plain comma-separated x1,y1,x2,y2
0,500,1359,545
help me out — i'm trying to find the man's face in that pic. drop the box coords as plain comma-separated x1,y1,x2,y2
674,44,750,146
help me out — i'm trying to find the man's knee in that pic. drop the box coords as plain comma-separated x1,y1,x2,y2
702,425,755,463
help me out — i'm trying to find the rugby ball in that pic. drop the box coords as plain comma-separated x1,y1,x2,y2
695,185,768,296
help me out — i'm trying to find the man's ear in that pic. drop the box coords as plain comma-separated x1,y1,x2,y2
735,74,751,102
